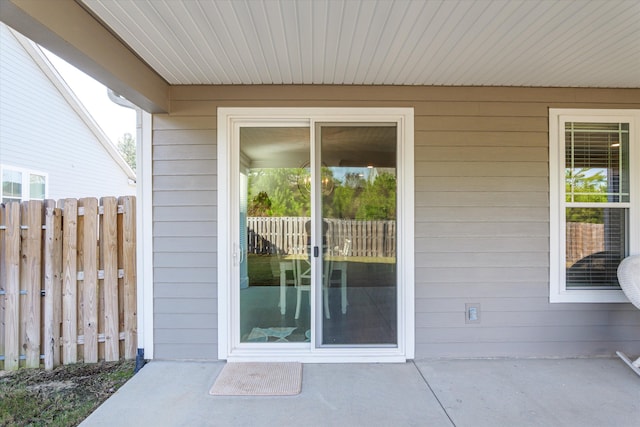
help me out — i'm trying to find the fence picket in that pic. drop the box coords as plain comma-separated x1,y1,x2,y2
120,196,137,359
80,198,99,363
22,201,42,368
101,197,119,361
3,203,20,370
43,200,62,369
61,199,78,365
52,205,63,367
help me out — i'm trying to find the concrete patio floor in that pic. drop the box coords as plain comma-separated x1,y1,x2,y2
81,358,639,427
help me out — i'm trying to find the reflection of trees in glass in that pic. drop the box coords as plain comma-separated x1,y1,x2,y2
566,168,607,201
356,172,396,220
248,191,272,216
326,172,365,219
247,168,396,220
566,168,606,223
248,168,309,217
567,207,603,224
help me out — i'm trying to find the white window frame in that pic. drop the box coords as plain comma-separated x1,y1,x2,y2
549,109,640,303
217,107,414,362
0,165,48,202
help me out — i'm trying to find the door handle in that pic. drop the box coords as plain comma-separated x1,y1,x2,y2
314,246,319,257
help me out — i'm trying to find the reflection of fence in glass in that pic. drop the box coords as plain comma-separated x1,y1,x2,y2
566,220,624,287
247,217,396,258
566,222,605,267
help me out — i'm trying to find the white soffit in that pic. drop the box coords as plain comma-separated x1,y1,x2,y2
82,0,640,88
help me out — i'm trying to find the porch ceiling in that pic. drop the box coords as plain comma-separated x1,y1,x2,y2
81,0,640,88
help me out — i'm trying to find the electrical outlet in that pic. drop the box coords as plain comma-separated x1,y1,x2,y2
465,303,480,324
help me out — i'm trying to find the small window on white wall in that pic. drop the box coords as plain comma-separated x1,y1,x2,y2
549,109,640,303
29,174,46,199
1,166,47,203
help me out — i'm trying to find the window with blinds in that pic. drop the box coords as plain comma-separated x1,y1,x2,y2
550,109,640,303
564,122,630,289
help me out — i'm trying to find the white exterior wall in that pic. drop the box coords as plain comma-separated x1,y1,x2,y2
0,24,134,200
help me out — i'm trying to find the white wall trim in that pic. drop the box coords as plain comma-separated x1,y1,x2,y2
138,111,154,357
217,110,231,360
217,107,414,362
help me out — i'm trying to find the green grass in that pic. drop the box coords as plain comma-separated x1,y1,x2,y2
247,253,280,285
0,360,135,427
246,253,396,287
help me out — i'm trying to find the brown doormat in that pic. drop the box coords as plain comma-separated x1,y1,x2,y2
209,362,302,396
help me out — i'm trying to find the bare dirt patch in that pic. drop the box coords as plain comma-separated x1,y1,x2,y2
0,360,135,426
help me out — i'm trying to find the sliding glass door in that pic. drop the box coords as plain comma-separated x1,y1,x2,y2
237,123,397,347
239,126,311,343
218,107,414,361
317,124,397,346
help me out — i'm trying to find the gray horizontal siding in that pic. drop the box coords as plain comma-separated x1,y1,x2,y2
416,207,548,222
154,253,217,268
416,252,548,268
154,221,216,237
416,176,549,192
152,113,217,360
154,237,217,253
417,191,549,207
416,162,548,177
415,222,549,237
417,310,640,328
153,344,217,361
155,283,217,299
416,130,547,146
154,175,218,190
415,237,548,253
415,298,636,313
155,298,217,314
415,341,639,359
154,206,217,222
416,326,640,343
153,85,640,360
154,190,216,206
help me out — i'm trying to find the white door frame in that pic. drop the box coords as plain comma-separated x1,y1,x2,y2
217,107,414,362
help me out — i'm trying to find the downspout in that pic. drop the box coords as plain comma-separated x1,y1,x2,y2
108,89,147,373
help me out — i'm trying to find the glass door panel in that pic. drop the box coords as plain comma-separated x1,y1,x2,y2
239,127,311,343
318,124,398,346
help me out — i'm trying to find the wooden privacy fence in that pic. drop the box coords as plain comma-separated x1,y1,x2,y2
0,197,136,371
247,216,396,258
